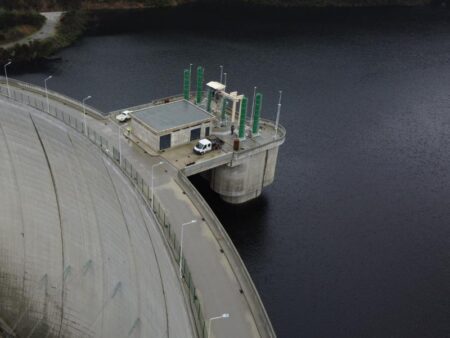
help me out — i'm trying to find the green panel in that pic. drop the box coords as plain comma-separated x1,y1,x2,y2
207,89,213,112
252,93,263,134
221,98,227,122
239,96,247,139
196,66,204,104
183,69,190,100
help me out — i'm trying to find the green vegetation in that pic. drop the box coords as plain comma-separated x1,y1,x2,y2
0,10,88,64
0,0,82,11
0,9,46,44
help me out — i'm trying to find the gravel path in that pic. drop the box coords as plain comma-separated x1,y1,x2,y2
1,12,64,49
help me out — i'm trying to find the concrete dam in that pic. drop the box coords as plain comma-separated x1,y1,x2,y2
0,69,285,338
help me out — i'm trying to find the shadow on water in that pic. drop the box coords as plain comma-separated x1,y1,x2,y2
189,174,270,258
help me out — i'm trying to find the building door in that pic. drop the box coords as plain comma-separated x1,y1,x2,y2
205,127,210,137
160,134,171,150
190,127,201,141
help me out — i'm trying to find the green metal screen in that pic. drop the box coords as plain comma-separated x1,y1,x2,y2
239,96,247,139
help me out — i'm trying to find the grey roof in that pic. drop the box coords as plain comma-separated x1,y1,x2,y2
132,100,213,133
0,97,193,338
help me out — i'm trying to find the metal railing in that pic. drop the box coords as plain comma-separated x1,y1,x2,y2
0,76,106,120
0,84,208,338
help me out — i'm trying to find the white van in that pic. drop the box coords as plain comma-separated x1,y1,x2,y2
193,139,212,155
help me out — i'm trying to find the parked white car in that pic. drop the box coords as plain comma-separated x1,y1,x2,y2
194,139,212,155
116,110,132,122
193,137,223,155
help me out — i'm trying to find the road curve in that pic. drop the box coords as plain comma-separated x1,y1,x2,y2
1,12,64,50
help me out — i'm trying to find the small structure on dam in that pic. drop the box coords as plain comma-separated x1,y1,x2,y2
123,66,286,204
130,100,214,151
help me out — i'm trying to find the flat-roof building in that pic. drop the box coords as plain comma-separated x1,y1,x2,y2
130,100,214,151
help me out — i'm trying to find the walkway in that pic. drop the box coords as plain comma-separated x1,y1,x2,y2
1,12,64,49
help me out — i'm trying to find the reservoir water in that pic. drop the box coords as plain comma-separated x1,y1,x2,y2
12,6,450,337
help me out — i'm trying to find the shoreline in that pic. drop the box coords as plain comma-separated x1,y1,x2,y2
1,1,446,65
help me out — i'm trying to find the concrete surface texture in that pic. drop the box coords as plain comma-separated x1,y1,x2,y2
0,78,277,338
0,97,194,337
1,12,64,49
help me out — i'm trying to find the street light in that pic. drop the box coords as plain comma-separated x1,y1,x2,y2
179,220,197,278
208,313,230,338
82,95,92,136
4,61,12,98
220,65,223,83
274,90,282,139
250,86,257,127
151,161,164,209
118,124,127,167
44,75,52,114
189,63,193,96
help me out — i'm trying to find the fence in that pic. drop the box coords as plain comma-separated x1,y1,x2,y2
0,84,208,338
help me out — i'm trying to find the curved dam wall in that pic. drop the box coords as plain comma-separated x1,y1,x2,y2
0,97,193,337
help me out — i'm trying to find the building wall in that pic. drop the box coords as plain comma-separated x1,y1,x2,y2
130,119,159,150
170,122,212,149
131,119,212,151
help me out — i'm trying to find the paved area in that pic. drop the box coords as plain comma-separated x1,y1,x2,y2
0,80,276,338
1,12,64,49
0,96,194,337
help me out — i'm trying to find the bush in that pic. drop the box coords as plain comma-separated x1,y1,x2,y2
0,10,88,64
0,9,46,30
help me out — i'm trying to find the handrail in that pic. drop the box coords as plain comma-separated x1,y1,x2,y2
0,76,106,120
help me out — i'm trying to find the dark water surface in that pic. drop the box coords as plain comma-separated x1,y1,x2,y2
12,6,450,337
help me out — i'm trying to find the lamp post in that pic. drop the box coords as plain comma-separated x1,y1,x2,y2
118,124,127,167
250,86,257,127
274,90,282,139
44,75,52,114
220,65,223,83
189,63,193,96
82,95,92,136
207,313,230,338
151,161,164,209
179,220,197,278
4,61,12,98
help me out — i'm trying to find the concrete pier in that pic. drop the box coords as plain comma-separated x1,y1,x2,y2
209,122,284,204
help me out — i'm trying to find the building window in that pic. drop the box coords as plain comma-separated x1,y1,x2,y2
160,134,171,150
190,127,201,141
